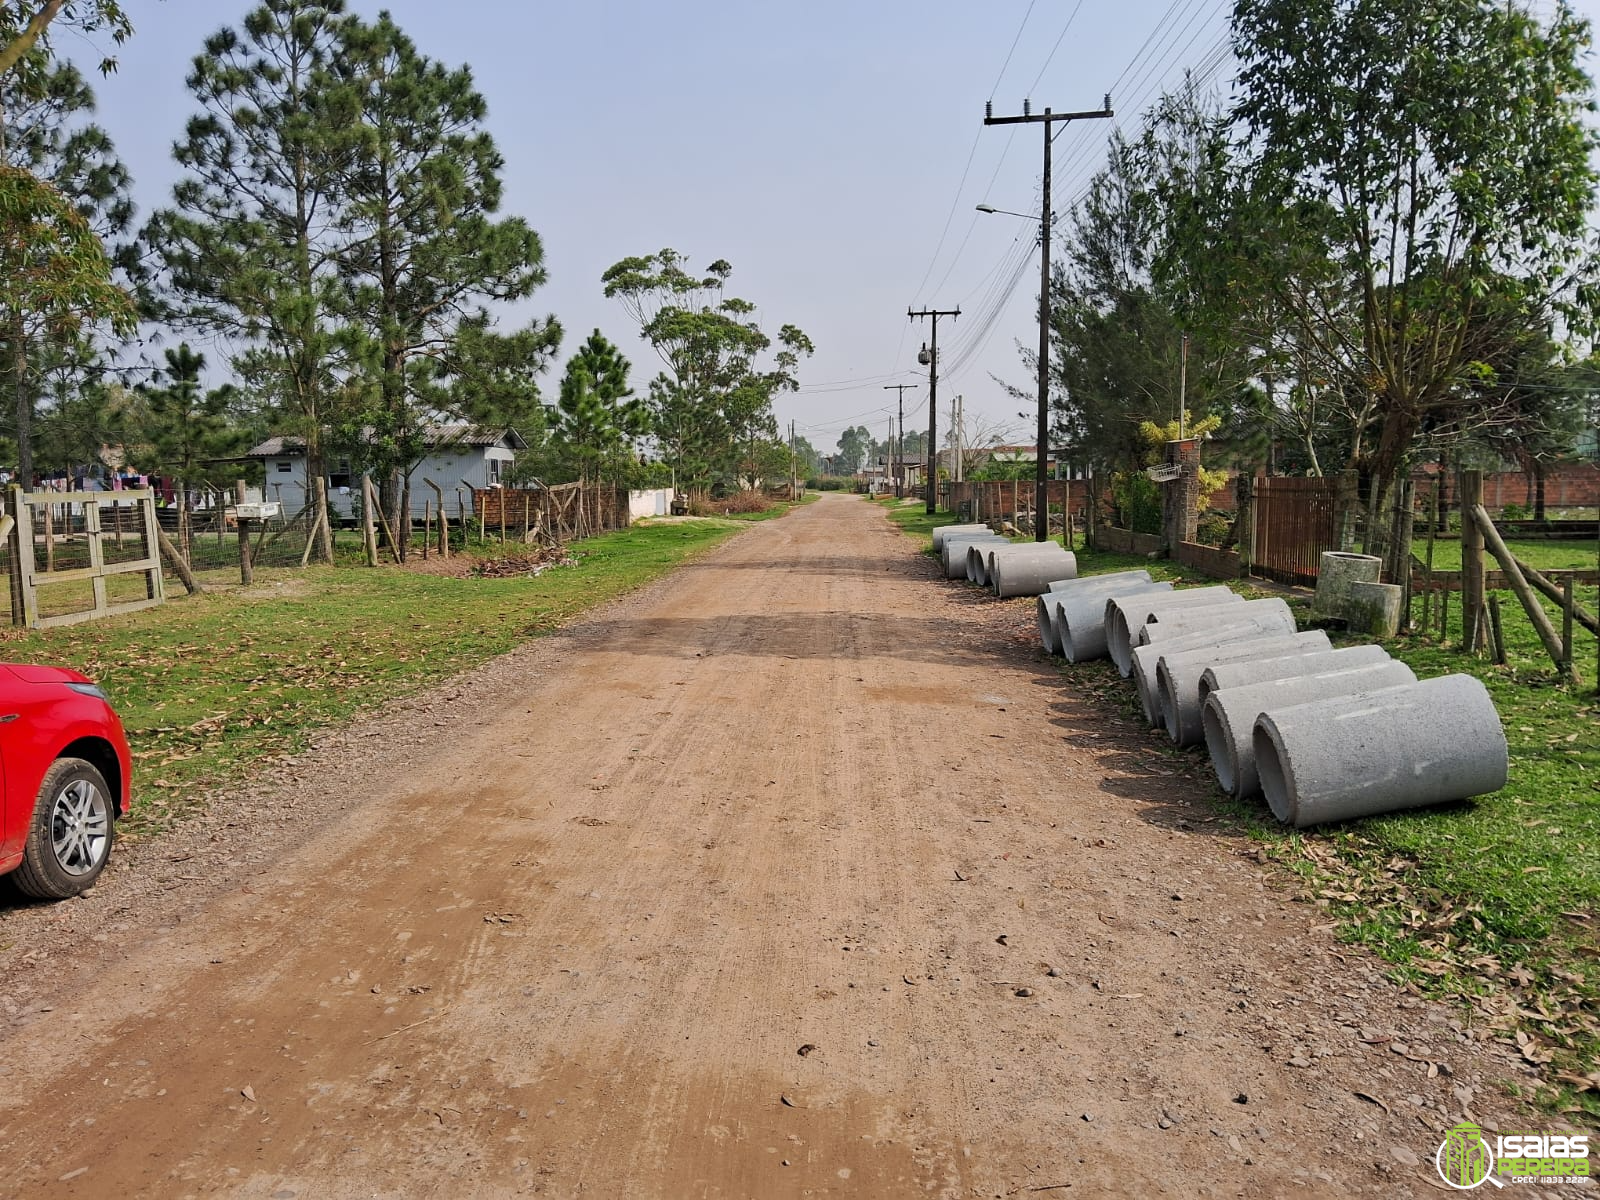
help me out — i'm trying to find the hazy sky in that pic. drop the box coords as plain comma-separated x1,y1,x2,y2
61,0,1600,459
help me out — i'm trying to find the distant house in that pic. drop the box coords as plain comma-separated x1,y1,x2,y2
246,424,526,521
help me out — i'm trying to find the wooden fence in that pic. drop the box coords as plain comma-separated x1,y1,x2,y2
472,483,630,543
6,487,165,628
1250,476,1342,586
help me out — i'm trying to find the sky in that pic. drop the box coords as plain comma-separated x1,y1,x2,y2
55,0,1600,461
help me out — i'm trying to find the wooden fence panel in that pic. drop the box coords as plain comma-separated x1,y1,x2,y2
1251,476,1341,586
8,488,165,628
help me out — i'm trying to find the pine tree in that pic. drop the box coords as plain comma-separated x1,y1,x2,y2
550,331,642,486
146,0,352,562
332,12,557,558
134,344,241,556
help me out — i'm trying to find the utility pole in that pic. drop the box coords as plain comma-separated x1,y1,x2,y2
909,306,959,515
984,95,1113,540
789,419,797,500
947,396,960,486
883,383,916,498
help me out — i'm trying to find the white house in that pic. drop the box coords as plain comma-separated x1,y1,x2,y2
246,424,525,522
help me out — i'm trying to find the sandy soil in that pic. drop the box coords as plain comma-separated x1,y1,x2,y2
0,494,1577,1198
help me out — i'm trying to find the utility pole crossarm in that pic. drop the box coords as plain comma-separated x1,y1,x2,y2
982,96,1113,126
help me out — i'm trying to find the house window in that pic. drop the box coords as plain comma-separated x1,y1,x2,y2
487,457,502,485
327,458,353,489
276,460,292,473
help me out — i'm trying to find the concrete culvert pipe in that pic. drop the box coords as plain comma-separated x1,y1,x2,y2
1200,657,1416,799
944,534,1006,579
1155,631,1331,746
1312,551,1382,620
1105,587,1244,678
1035,571,1153,654
984,544,1074,595
1136,597,1296,650
1056,582,1172,663
1251,674,1505,827
931,523,991,552
992,549,1078,598
1198,644,1393,709
966,543,994,585
1132,627,1329,728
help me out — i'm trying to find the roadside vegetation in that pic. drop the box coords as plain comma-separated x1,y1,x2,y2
891,508,1600,1117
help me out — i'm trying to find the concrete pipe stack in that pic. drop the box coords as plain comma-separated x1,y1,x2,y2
1034,571,1153,655
942,532,1008,579
989,546,1078,599
1105,587,1245,678
1053,579,1174,663
1132,627,1328,730
930,523,991,552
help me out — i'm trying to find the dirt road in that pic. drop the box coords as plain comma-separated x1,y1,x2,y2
0,495,1554,1198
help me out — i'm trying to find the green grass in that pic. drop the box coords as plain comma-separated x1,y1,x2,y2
0,518,744,840
887,509,1600,1114
1417,536,1599,573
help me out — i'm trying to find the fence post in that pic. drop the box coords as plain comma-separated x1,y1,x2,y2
361,476,379,567
1562,573,1575,682
1234,472,1255,577
234,480,255,586
5,485,24,625
1460,470,1484,656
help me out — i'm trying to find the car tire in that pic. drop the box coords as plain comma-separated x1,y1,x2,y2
13,758,115,900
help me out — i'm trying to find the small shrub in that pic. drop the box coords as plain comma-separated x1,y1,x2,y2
1194,510,1232,547
1500,502,1529,521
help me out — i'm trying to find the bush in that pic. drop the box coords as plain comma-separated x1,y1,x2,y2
1194,510,1232,547
1500,502,1529,521
687,490,773,516
806,476,850,491
1111,471,1163,534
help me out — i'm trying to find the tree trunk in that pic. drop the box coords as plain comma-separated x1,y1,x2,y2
1534,465,1547,522
12,317,31,487
305,443,334,564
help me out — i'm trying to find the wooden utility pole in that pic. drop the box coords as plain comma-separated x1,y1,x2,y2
1460,470,1484,651
984,95,1113,540
882,384,916,498
909,306,960,515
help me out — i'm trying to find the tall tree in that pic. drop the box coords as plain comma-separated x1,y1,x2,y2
603,249,812,496
836,424,871,474
147,0,353,561
549,330,642,486
134,343,242,555
1229,0,1600,551
0,54,134,482
333,12,558,557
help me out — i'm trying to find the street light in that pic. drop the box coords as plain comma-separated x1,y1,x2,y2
977,200,1053,542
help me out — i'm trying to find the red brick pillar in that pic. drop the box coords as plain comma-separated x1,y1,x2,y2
1163,439,1200,554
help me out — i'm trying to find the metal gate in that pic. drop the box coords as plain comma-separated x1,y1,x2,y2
1251,476,1340,586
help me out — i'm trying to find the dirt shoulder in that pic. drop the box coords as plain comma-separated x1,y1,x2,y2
0,494,1576,1198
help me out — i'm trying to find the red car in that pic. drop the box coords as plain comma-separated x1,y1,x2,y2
0,663,132,900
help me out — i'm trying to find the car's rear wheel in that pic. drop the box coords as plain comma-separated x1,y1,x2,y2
13,758,115,900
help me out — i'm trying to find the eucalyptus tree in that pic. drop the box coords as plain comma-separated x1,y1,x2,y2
331,12,557,555
602,249,812,496
0,53,135,481
1229,0,1600,551
0,1,132,82
146,0,352,560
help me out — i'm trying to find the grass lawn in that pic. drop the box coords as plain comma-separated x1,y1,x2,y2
0,518,745,839
1417,535,1599,573
891,510,1600,1114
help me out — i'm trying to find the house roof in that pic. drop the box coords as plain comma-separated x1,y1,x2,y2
247,424,526,458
